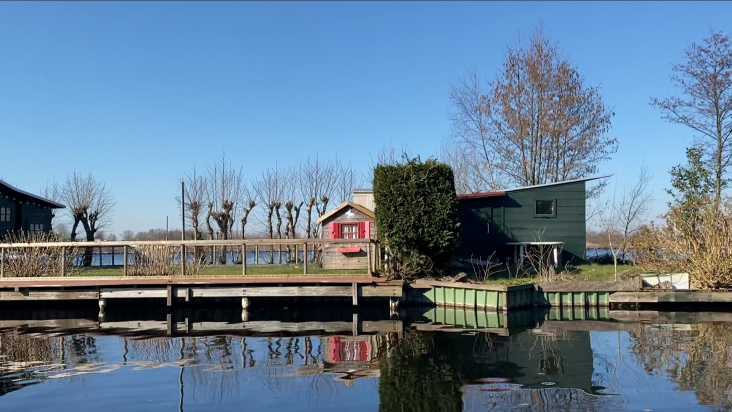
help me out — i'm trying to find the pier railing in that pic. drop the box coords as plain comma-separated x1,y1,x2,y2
0,238,382,278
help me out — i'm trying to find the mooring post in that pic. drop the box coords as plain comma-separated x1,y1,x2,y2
61,246,66,277
167,285,174,307
389,297,399,316
303,243,308,275
123,245,128,276
98,298,107,314
242,244,247,276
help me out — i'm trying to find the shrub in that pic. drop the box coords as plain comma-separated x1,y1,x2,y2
633,201,732,289
373,157,460,279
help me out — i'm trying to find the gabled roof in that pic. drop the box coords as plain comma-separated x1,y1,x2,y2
317,201,375,224
457,175,611,200
0,179,65,208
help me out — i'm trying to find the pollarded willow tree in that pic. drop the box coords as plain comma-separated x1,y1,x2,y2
60,171,115,243
651,28,732,207
443,25,617,193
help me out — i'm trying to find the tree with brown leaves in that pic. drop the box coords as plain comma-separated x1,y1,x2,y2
444,25,616,192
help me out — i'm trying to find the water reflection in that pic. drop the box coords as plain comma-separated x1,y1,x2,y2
0,308,730,410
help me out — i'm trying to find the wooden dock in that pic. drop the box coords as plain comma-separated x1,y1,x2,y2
0,276,404,315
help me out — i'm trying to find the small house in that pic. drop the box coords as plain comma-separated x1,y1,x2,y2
0,179,65,238
456,177,606,267
318,190,377,271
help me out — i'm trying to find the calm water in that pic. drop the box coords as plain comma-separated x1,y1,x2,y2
0,307,730,411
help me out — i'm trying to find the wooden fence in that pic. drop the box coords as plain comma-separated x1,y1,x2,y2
0,238,382,278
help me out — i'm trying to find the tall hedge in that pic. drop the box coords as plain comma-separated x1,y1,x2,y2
373,157,460,276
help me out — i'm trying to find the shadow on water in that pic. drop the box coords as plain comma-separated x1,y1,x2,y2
0,306,732,410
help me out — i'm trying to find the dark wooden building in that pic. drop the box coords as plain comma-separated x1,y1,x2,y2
457,177,604,266
0,179,65,238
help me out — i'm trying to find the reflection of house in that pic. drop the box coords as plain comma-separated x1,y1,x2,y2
317,189,377,270
321,335,384,382
456,177,606,266
0,180,64,238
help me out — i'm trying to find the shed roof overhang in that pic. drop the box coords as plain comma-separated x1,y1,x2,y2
316,201,375,224
456,175,612,201
0,179,66,209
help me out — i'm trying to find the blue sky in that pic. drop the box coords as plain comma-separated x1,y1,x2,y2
0,1,729,234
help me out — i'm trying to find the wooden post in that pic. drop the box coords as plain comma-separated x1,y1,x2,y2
352,283,358,306
111,246,115,266
242,244,247,276
181,244,186,277
167,285,174,307
367,242,372,276
295,245,298,264
61,247,66,277
123,245,128,276
255,245,259,265
1,247,5,278
303,243,307,276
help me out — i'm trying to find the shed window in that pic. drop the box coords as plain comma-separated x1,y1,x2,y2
0,207,10,222
535,200,555,216
29,223,43,233
341,224,358,239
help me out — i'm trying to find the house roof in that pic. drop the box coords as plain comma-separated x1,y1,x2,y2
0,179,66,208
317,201,375,224
456,175,612,200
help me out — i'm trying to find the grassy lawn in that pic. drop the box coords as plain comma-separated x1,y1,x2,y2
462,263,644,286
73,265,367,277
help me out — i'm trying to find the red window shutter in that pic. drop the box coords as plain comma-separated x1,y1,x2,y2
329,223,339,239
358,222,366,239
365,221,371,239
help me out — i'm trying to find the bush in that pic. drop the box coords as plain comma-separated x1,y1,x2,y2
373,157,460,279
633,201,732,289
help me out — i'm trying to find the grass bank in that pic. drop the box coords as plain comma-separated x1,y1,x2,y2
468,263,644,286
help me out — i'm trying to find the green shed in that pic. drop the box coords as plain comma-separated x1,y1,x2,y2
456,177,606,266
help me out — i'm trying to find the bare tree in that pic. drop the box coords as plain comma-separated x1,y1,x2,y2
442,70,502,192
651,28,732,206
443,25,616,192
60,172,115,242
241,200,256,238
299,156,337,239
59,172,115,266
253,165,284,263
121,230,135,241
176,167,207,240
333,158,364,205
598,166,653,279
205,153,245,241
41,178,62,230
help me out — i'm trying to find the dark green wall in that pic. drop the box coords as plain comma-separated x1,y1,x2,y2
457,181,587,264
0,196,55,238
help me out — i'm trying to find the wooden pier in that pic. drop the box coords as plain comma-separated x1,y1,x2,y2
0,276,404,316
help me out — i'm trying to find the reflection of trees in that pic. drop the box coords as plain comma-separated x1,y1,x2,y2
379,332,463,412
630,324,732,408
